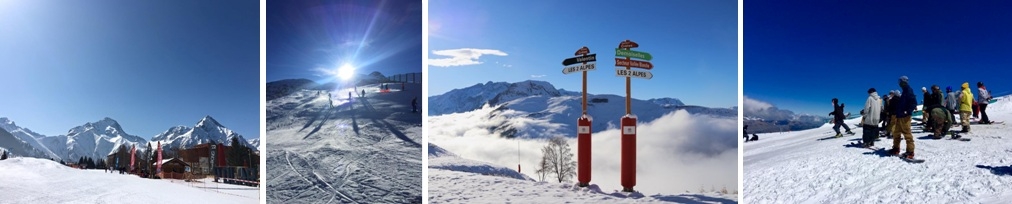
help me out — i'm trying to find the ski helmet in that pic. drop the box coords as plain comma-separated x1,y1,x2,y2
946,86,952,92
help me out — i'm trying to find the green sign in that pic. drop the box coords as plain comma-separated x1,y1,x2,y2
614,49,652,60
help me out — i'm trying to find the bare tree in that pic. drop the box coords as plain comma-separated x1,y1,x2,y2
535,144,555,182
547,137,576,183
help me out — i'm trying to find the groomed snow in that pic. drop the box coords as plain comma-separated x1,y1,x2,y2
0,157,257,203
744,96,1012,203
266,83,422,203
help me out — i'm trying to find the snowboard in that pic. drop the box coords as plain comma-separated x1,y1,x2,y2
899,153,925,163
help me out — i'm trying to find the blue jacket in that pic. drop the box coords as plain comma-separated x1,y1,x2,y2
893,84,917,118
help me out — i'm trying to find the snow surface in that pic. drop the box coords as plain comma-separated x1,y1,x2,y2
427,143,738,203
744,95,1012,203
0,157,257,203
429,106,739,199
266,83,422,203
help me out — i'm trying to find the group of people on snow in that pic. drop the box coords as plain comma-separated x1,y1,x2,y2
840,76,994,160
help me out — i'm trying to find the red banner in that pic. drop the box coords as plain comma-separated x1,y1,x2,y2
156,142,162,173
129,145,135,171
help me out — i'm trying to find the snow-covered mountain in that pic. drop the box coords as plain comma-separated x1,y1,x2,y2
743,96,828,133
150,116,252,150
0,117,60,160
40,117,149,162
247,138,259,151
429,80,735,138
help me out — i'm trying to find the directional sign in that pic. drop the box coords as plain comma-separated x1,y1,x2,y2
619,40,639,48
614,58,653,69
562,54,597,66
575,47,590,55
615,68,653,79
615,49,652,60
562,62,597,74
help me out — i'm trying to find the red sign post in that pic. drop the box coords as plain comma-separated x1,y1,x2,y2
615,39,651,192
562,46,596,187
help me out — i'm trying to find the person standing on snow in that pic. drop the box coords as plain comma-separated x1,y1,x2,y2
977,82,993,124
889,76,918,159
921,87,931,129
861,88,882,147
959,82,974,132
923,85,944,132
945,86,959,127
829,98,854,137
411,97,418,113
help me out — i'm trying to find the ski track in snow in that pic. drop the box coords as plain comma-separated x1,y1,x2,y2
745,96,1012,203
266,84,422,203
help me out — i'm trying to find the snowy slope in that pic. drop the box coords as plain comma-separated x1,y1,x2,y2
0,117,61,160
429,80,734,139
40,117,149,161
266,82,422,203
150,116,253,150
0,157,256,203
744,95,1012,203
427,143,738,203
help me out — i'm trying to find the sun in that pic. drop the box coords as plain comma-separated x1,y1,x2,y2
337,64,356,81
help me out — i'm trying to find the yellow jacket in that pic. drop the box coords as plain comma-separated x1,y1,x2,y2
960,82,974,111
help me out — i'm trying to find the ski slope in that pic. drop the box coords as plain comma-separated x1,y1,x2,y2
744,96,1012,203
428,143,738,203
266,83,422,203
0,158,257,203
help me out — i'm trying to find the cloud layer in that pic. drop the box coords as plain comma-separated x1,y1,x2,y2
429,48,508,67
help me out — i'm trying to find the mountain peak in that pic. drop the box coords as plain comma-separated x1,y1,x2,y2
1,117,13,126
197,115,222,128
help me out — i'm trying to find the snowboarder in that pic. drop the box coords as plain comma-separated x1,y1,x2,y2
923,85,944,132
959,82,974,132
749,134,759,142
945,86,959,127
977,82,992,124
743,125,750,141
882,91,897,138
889,76,918,159
361,89,366,98
921,87,931,129
928,105,954,139
828,98,854,137
411,97,418,113
861,88,882,147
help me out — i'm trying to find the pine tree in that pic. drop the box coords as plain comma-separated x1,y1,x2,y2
1,150,7,160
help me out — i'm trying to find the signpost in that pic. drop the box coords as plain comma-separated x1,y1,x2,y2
562,46,595,187
615,39,652,192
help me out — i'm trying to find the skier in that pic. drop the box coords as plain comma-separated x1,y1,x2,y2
888,76,918,159
828,98,854,137
861,88,882,147
411,97,418,113
361,89,366,98
959,82,974,132
977,82,992,124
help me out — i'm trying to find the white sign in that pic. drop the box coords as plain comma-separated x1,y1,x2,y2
615,68,653,79
623,126,636,135
562,62,597,74
578,126,591,134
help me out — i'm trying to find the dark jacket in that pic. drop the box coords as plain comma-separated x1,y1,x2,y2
894,84,917,118
830,103,846,121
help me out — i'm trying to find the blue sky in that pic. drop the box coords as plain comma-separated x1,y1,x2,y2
746,0,1012,115
266,0,422,84
428,0,738,108
0,0,259,139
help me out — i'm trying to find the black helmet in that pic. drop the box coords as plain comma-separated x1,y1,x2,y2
832,98,839,103
978,81,984,87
